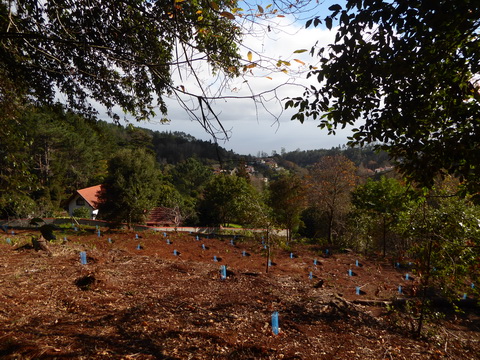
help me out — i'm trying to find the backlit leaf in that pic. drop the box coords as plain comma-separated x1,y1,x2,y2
247,51,252,61
220,11,235,20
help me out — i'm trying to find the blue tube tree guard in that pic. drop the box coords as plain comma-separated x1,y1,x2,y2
220,265,227,280
271,311,279,335
80,251,87,265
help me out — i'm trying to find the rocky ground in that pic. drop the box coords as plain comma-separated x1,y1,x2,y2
0,227,479,359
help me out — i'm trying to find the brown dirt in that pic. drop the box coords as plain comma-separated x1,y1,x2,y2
0,228,479,359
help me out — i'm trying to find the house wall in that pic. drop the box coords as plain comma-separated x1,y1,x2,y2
68,194,95,218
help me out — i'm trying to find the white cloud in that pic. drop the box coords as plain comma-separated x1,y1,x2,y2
109,10,351,155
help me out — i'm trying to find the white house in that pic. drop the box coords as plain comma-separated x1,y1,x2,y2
67,185,102,219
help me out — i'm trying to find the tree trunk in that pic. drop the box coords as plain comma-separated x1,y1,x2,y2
327,210,334,245
382,215,387,257
265,228,270,274
416,238,433,337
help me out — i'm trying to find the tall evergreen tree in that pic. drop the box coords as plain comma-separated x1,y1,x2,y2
268,173,308,242
98,148,162,227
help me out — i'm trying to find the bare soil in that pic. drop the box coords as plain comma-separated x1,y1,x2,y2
0,228,479,359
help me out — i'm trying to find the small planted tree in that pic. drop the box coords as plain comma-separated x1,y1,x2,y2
351,176,413,256
395,178,480,336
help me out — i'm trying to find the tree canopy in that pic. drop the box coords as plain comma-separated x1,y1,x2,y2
0,0,241,122
97,148,162,227
351,176,413,255
199,173,261,227
267,173,307,242
308,155,358,244
288,0,480,195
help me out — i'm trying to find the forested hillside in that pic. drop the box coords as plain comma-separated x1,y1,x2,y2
1,105,390,220
0,105,236,218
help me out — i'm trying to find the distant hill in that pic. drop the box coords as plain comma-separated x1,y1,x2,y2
101,122,242,167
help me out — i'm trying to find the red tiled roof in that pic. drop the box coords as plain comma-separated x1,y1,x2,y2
77,185,102,209
147,207,176,225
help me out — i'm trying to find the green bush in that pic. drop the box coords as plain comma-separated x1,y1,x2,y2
72,207,91,219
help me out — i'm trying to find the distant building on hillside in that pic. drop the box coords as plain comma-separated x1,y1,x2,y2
67,185,101,219
67,185,177,225
374,166,394,174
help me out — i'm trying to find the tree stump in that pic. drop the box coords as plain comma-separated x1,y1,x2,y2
32,235,52,256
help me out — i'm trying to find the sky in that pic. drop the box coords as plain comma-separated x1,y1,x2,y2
103,1,351,156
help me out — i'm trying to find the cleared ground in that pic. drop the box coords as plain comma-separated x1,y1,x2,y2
0,228,478,359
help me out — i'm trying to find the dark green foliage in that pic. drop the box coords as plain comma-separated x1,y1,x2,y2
72,207,92,219
279,145,390,170
152,131,237,165
0,103,38,212
393,179,480,335
267,173,308,242
97,148,162,227
0,104,242,218
291,0,480,195
168,158,213,198
1,105,111,217
0,0,241,122
0,193,37,219
351,176,413,255
198,174,262,227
